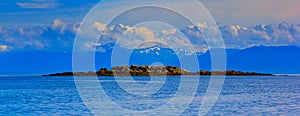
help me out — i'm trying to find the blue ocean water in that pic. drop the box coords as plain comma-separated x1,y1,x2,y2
0,76,299,115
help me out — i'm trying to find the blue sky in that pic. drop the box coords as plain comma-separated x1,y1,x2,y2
0,0,300,52
0,0,299,26
0,0,100,26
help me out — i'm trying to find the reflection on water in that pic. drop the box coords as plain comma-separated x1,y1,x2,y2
0,76,299,115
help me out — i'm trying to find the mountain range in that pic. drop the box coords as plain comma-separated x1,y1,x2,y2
0,45,299,74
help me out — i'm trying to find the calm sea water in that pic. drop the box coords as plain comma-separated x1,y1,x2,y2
0,76,299,115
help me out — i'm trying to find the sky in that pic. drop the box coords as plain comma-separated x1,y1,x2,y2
1,0,300,26
0,0,300,52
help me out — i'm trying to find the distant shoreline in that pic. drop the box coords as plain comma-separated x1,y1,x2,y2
43,65,274,77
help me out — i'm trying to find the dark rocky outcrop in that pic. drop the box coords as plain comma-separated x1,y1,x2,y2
44,65,273,76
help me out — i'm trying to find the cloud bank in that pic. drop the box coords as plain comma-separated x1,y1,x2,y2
0,19,300,53
0,19,78,52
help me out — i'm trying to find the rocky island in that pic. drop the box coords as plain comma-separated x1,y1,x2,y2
44,65,273,76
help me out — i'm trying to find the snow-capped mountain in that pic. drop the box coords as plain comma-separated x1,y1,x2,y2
1,45,300,74
97,43,196,56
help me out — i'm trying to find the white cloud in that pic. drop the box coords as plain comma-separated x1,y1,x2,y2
135,27,155,41
93,22,107,32
291,24,300,39
50,19,78,34
0,45,9,52
51,19,64,28
84,42,101,49
17,2,61,9
196,22,209,29
162,29,177,35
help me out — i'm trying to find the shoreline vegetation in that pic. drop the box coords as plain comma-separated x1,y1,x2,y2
44,65,274,76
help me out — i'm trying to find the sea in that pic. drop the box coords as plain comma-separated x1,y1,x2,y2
0,76,299,115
